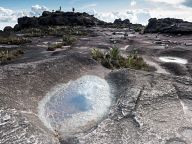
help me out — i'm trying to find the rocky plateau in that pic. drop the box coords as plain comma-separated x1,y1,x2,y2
0,11,192,144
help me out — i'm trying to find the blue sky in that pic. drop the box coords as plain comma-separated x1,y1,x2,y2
0,0,192,29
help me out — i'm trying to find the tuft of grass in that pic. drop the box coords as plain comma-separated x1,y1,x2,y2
91,48,104,60
62,35,76,46
91,48,148,70
126,50,148,70
0,49,24,64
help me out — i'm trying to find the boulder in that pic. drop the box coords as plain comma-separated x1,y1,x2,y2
114,19,131,27
18,16,39,29
3,26,13,32
42,11,51,17
144,18,192,34
14,24,21,31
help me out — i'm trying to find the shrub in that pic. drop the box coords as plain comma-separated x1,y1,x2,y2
91,49,104,60
47,43,63,51
91,48,148,70
62,35,76,46
0,49,24,64
126,54,148,70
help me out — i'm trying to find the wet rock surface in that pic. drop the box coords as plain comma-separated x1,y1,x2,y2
1,27,192,143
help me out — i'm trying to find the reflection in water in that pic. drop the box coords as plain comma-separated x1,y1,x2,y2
38,75,112,137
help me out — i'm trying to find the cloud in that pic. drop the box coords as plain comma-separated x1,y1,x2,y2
149,5,192,22
0,5,48,29
87,9,151,25
146,0,185,5
80,4,97,10
131,0,137,6
0,7,17,22
30,5,48,16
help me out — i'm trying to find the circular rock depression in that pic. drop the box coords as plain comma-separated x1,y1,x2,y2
159,56,188,64
38,75,112,137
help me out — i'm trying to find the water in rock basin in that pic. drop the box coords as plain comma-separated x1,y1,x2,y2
159,56,188,64
38,75,112,137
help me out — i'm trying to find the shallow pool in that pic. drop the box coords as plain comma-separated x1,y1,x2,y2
159,56,188,65
38,75,112,137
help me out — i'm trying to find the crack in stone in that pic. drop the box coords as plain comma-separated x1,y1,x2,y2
118,86,144,128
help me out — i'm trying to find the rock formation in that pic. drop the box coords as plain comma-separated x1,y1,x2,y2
144,18,192,34
15,11,106,30
14,11,143,31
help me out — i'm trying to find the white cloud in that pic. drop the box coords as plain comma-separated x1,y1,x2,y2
149,5,192,22
30,5,48,16
88,9,151,25
147,0,185,5
0,5,48,30
0,22,16,30
80,4,97,10
0,7,17,22
131,0,137,6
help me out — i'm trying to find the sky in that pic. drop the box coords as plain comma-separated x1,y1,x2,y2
0,0,192,29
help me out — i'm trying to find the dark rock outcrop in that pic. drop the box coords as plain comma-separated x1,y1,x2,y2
144,18,192,34
18,16,39,29
14,11,142,30
114,18,131,27
16,11,106,30
112,18,144,31
3,26,13,32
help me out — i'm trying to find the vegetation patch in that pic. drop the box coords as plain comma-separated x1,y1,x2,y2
0,49,24,64
0,36,31,45
91,48,149,70
62,35,76,46
20,26,88,37
47,35,76,51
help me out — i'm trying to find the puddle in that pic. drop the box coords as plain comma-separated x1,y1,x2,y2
16,34,25,37
159,57,188,64
38,75,112,137
128,34,136,37
0,45,19,48
153,46,166,49
121,45,129,51
115,32,125,35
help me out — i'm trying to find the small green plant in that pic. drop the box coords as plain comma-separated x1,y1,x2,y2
126,50,148,70
91,48,148,70
91,49,104,60
0,49,24,64
62,35,76,46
